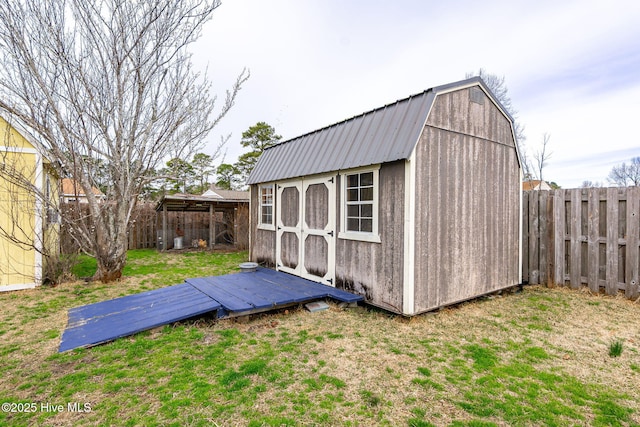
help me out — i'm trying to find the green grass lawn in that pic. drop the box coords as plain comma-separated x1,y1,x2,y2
1,249,639,426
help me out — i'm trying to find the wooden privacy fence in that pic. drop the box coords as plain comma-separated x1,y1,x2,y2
523,187,640,299
61,202,249,253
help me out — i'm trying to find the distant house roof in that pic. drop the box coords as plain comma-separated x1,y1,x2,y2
202,186,250,201
522,180,552,191
247,77,514,185
61,178,104,197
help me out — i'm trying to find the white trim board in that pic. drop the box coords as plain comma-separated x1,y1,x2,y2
402,153,416,315
0,145,38,154
0,282,37,292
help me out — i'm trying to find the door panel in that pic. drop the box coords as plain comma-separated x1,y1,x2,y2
276,175,335,286
303,234,328,278
276,181,302,276
304,183,329,230
301,176,335,285
280,186,300,227
279,231,299,269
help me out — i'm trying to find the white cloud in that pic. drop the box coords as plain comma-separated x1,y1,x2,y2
190,0,640,188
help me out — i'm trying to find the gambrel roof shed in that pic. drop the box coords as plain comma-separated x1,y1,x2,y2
248,77,522,316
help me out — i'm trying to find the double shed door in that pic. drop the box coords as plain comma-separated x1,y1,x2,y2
276,175,336,286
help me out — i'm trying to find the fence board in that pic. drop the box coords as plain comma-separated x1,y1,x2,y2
605,188,619,295
539,191,549,285
528,190,540,284
626,187,640,298
61,202,249,253
587,188,600,293
552,189,566,287
523,187,639,300
522,191,530,282
570,190,582,289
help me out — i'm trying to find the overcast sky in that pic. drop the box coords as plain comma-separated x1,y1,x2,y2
191,0,640,189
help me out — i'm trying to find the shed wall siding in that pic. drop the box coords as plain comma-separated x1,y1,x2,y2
0,119,40,289
336,161,405,312
413,88,520,313
249,186,276,267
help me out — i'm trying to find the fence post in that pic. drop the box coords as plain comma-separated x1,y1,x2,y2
162,203,167,252
625,187,639,298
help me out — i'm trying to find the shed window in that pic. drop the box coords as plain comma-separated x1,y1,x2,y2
259,184,274,227
346,172,374,232
339,167,380,243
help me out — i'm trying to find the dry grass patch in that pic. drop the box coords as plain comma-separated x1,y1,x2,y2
1,251,639,426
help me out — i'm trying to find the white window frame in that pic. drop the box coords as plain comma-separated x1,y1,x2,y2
339,165,381,243
257,183,275,231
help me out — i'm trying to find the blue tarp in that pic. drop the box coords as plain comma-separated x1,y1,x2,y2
59,268,363,352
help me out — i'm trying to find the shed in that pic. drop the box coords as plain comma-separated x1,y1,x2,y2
0,113,59,291
155,189,249,250
247,77,522,316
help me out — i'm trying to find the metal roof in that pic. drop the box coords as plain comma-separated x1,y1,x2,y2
155,193,248,212
247,77,513,184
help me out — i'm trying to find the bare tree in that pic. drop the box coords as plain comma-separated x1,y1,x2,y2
534,133,552,182
580,180,603,188
608,157,640,187
0,0,248,282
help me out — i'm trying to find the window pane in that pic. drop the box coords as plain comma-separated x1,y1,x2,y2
261,206,273,224
361,219,373,232
360,172,373,186
347,218,359,232
360,187,373,201
347,188,358,201
347,204,359,217
361,203,373,218
261,186,273,203
347,174,359,188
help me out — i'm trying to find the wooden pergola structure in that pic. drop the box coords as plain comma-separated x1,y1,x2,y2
155,193,249,251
